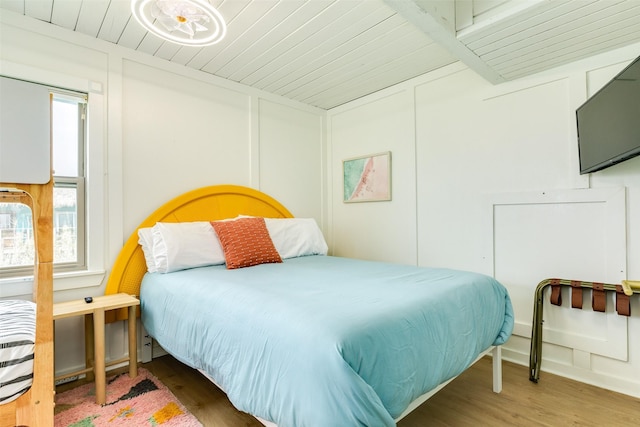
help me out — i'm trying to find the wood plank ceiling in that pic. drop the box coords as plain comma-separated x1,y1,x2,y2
1,0,640,109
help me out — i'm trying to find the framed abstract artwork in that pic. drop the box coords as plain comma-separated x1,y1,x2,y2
343,151,391,203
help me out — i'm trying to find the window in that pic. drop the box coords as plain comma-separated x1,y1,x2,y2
51,93,87,271
0,89,87,277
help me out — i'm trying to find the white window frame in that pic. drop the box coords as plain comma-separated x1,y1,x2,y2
0,62,106,296
51,90,87,273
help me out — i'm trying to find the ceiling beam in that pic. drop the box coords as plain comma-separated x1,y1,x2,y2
384,0,506,84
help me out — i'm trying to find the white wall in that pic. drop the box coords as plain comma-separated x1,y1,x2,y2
0,12,325,377
120,60,253,231
328,44,640,398
328,89,417,263
258,99,325,220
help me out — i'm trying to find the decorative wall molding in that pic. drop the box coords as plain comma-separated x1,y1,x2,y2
485,187,627,360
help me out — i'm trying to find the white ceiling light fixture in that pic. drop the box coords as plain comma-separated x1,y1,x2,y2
131,0,227,46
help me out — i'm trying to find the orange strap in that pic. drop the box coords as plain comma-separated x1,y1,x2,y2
592,283,606,312
570,280,583,309
616,285,631,316
550,279,562,306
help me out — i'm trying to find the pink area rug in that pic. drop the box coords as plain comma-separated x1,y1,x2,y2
54,368,202,427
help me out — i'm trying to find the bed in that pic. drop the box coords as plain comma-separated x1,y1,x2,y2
0,182,55,427
0,299,36,404
105,184,514,426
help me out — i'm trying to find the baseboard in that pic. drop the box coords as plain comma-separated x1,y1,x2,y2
502,347,640,399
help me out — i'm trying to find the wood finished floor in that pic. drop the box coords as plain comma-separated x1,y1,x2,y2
58,355,640,426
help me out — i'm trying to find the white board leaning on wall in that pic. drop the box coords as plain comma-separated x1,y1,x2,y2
0,76,51,184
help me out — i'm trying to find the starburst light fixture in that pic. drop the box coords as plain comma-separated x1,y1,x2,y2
131,0,227,46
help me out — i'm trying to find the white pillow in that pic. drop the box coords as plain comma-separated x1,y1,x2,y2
137,227,158,273
152,221,225,273
263,218,328,259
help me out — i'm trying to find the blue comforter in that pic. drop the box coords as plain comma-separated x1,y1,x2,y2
140,255,513,426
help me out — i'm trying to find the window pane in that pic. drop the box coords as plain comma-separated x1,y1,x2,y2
52,99,79,177
0,203,34,268
54,186,77,264
0,188,79,270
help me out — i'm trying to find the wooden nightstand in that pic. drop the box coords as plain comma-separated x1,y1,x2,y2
53,293,140,404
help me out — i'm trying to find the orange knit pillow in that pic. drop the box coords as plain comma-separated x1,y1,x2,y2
211,217,282,269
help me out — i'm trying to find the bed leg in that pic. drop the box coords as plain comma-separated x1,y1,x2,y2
492,346,502,393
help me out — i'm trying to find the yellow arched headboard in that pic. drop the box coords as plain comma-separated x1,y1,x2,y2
105,185,293,302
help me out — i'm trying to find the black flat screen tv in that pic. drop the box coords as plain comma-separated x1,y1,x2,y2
576,54,640,174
